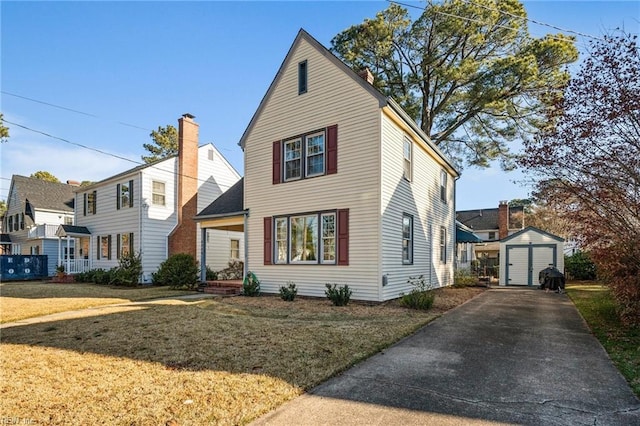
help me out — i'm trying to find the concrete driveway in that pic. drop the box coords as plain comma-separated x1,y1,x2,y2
253,288,640,425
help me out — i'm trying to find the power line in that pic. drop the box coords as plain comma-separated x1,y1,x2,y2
1,91,151,131
388,0,603,42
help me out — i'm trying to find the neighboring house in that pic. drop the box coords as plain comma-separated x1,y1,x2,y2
1,175,76,275
456,201,525,277
70,114,241,282
196,29,459,302
499,226,564,286
455,221,482,271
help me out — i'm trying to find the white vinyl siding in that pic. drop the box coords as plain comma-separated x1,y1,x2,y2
380,113,456,300
205,229,245,271
243,37,382,301
151,181,166,206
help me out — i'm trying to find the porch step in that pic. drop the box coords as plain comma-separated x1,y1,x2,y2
203,286,241,295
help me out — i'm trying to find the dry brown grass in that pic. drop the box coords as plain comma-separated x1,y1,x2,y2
0,286,484,425
0,281,193,323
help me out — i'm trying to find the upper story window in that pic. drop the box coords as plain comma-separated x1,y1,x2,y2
440,170,448,203
117,180,134,209
85,191,97,215
403,137,412,181
284,130,325,181
8,215,13,232
488,231,496,240
20,213,24,230
402,214,413,264
298,60,308,95
273,125,337,185
152,181,166,206
65,216,73,225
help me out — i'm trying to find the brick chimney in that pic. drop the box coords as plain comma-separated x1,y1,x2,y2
168,113,199,259
498,200,509,240
358,67,374,85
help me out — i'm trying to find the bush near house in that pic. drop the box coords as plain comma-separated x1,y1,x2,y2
565,251,597,280
454,269,477,287
152,254,199,290
325,284,352,306
400,275,435,310
279,282,298,301
242,271,260,296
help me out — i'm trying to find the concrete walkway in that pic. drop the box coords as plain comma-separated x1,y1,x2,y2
253,288,640,426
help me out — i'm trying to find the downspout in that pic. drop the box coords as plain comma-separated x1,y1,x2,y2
243,211,249,279
138,171,145,283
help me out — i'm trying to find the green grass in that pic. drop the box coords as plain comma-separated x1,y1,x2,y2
566,282,640,397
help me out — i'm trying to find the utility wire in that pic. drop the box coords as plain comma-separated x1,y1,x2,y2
2,91,151,131
389,0,603,42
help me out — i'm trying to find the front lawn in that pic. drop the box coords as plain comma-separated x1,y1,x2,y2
0,286,483,425
0,281,193,323
566,282,640,397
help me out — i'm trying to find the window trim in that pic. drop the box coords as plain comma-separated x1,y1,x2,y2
151,180,166,206
298,60,308,95
283,129,326,182
273,210,338,265
230,239,240,260
402,214,414,265
440,169,448,203
403,137,412,182
440,226,447,264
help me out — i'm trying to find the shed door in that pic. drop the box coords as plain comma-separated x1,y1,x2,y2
506,245,557,286
507,247,529,285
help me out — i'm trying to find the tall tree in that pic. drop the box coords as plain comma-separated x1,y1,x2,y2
30,171,60,183
142,125,178,163
0,113,9,143
331,1,577,170
519,32,640,325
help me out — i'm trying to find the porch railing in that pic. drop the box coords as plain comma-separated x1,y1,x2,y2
28,224,60,239
63,259,91,274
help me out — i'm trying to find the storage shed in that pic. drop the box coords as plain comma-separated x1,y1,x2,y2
499,227,565,286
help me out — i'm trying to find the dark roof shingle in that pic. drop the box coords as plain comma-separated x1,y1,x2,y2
196,178,244,218
12,175,75,212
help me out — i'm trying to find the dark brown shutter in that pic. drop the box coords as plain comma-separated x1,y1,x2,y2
83,193,87,216
129,179,134,207
264,217,273,265
116,184,121,210
272,141,282,184
327,124,338,175
93,191,97,214
116,234,121,259
97,237,101,260
337,209,349,265
107,235,112,260
130,233,134,255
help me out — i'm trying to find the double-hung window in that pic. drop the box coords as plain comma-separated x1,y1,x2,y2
403,137,412,181
98,235,111,260
440,226,447,264
402,214,413,264
284,139,302,181
440,170,448,203
117,180,133,209
274,212,336,264
86,191,97,215
118,233,133,258
152,181,166,206
230,239,240,259
306,132,325,177
120,182,130,208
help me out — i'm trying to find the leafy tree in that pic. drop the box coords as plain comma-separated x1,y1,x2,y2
30,171,60,183
142,125,178,163
79,180,94,187
0,200,6,217
519,31,640,325
0,113,9,142
331,1,578,170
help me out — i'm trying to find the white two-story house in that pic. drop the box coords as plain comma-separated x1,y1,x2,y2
66,114,242,282
196,30,459,302
2,175,76,276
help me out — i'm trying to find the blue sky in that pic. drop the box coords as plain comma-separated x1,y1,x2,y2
1,1,638,209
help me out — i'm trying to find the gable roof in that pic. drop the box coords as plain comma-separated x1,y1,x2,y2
195,177,245,219
10,175,75,212
500,226,564,243
456,205,525,231
237,29,458,175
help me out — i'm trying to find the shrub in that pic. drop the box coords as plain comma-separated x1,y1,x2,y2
279,281,298,301
400,275,435,310
325,283,352,306
110,252,142,287
454,269,477,288
75,268,114,285
565,251,597,280
217,260,244,280
152,253,199,289
205,266,218,281
242,271,260,296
